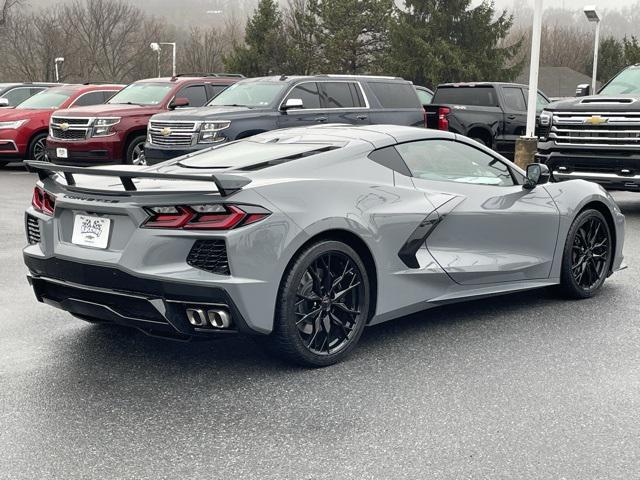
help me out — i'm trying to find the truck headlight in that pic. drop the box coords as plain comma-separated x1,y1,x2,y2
92,117,120,137
198,121,230,144
0,119,27,129
538,111,552,141
539,111,552,126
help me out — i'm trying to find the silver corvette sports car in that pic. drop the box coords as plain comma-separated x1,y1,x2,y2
24,125,625,366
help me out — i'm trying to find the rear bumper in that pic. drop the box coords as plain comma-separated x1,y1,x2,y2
536,144,640,191
46,136,124,165
24,254,258,338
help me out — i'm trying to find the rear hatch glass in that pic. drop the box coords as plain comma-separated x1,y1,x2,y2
433,86,498,107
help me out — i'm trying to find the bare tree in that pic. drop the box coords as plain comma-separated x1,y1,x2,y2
0,0,23,26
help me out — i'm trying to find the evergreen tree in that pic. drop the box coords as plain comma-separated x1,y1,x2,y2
310,0,394,74
623,36,640,66
224,0,287,76
384,0,523,88
587,36,624,83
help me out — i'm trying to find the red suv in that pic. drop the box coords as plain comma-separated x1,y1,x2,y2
46,74,241,166
0,83,123,167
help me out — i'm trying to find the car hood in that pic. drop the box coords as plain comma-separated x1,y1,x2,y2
547,94,640,112
151,105,269,121
0,107,51,120
53,103,164,118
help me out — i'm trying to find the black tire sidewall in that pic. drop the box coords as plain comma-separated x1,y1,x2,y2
28,132,48,161
274,240,370,367
560,209,612,299
470,136,487,146
125,135,146,165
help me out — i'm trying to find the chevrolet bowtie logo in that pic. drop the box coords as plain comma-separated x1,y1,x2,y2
584,115,607,125
160,127,172,136
59,122,70,131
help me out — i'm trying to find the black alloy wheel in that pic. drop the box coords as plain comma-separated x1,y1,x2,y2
267,240,370,367
560,209,612,298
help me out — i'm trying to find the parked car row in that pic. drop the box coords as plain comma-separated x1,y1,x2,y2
0,74,439,168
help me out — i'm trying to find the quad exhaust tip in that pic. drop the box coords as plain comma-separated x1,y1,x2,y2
186,307,232,329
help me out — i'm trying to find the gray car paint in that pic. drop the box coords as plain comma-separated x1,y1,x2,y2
24,125,625,335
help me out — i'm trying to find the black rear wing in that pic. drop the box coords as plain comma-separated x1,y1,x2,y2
24,160,251,197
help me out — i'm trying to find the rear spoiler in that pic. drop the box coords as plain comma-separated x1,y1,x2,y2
24,160,251,197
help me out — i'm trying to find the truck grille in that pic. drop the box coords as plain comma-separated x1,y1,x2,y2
148,120,199,147
50,127,87,140
550,112,640,148
50,117,92,141
26,214,41,244
186,240,230,275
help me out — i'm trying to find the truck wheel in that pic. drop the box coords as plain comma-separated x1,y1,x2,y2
125,136,147,165
469,136,487,147
28,133,48,161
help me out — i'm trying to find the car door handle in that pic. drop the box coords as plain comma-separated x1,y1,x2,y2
314,116,328,122
507,114,517,120
356,114,368,120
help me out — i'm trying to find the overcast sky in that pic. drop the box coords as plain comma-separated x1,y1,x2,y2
480,0,635,11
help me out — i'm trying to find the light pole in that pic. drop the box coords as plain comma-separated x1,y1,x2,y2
150,42,177,77
54,57,64,82
584,6,600,94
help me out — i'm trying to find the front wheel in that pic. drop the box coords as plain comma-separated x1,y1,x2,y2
559,209,612,299
125,135,147,165
265,240,371,367
28,132,48,161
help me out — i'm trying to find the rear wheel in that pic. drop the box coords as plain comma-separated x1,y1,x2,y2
28,132,48,161
265,240,370,367
559,209,612,299
125,135,146,165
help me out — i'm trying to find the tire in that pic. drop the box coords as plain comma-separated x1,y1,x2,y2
125,135,147,165
558,209,612,299
264,240,371,367
0,161,9,168
27,132,48,161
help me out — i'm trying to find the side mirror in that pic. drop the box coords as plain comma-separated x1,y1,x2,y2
169,97,190,109
0,98,9,107
575,84,591,97
524,163,550,190
281,98,303,111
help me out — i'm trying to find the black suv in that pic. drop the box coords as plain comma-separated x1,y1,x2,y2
144,75,426,163
0,82,59,107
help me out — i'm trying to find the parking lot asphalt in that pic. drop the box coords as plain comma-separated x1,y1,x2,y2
1,163,639,479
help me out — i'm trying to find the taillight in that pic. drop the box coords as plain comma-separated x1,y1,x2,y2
142,204,270,230
438,107,450,131
31,186,55,216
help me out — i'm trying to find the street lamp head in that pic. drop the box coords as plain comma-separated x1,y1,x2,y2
55,57,64,63
150,42,161,52
583,5,599,22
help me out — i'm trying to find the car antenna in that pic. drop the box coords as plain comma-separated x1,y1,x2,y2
279,74,288,81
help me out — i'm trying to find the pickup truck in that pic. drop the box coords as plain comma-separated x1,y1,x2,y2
425,82,550,158
536,64,640,191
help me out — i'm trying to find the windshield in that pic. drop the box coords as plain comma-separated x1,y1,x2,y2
16,88,73,109
108,82,173,106
600,67,640,95
208,82,286,108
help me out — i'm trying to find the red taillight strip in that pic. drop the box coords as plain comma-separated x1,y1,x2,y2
142,204,271,230
142,206,194,229
31,186,55,216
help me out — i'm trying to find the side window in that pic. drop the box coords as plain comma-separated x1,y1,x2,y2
208,84,229,100
502,87,527,111
369,82,421,108
3,87,33,106
102,90,117,103
368,145,412,176
284,82,321,109
30,87,47,96
395,139,515,186
320,82,361,108
72,91,108,107
523,89,551,111
177,85,208,107
415,89,433,105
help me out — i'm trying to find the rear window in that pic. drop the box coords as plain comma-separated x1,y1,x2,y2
368,82,421,109
433,86,498,107
178,140,338,169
